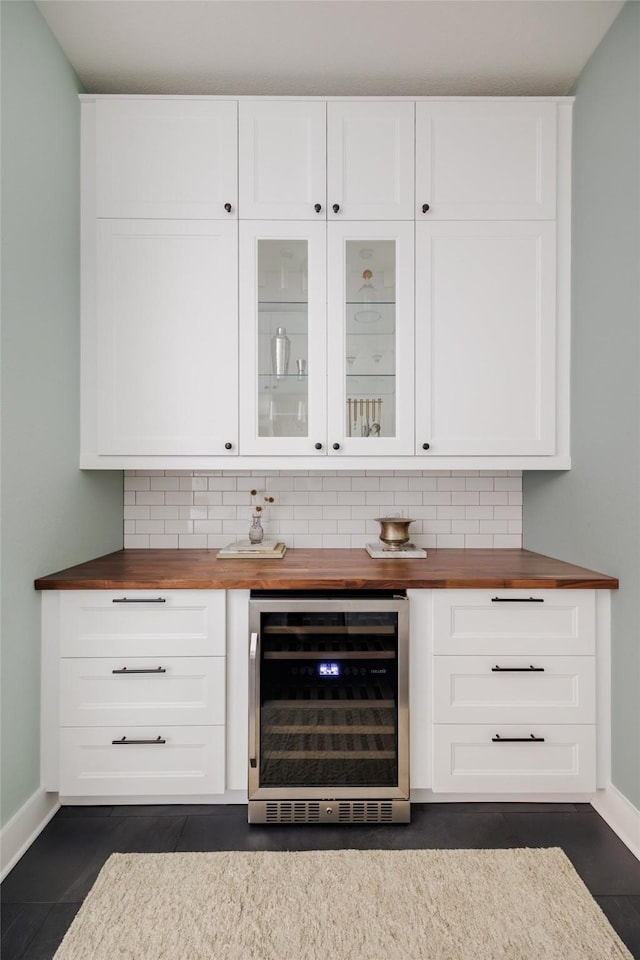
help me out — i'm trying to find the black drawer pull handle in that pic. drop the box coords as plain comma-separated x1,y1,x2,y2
491,596,544,603
112,597,166,603
492,734,545,743
332,203,340,214
491,665,545,672
314,203,322,213
422,203,430,213
111,736,166,745
112,667,167,675
224,202,233,213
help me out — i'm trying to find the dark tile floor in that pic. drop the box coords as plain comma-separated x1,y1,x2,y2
2,802,640,959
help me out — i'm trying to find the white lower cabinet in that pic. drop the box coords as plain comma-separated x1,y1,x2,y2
431,589,595,657
59,657,225,727
408,589,600,796
431,724,596,794
49,590,227,800
429,591,597,795
432,655,596,725
59,726,226,797
43,586,605,804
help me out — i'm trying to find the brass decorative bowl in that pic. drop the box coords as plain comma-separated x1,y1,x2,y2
375,517,415,551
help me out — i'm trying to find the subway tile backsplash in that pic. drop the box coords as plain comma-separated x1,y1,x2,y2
124,471,522,549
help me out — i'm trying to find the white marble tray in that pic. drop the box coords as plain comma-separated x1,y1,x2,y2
365,543,427,559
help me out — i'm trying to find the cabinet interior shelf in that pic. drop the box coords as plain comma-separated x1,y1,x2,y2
258,373,396,379
257,301,396,307
258,301,309,311
346,301,396,307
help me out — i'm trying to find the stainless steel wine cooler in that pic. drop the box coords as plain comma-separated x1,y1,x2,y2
248,591,409,824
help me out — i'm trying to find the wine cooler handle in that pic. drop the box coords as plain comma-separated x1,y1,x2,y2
249,632,259,769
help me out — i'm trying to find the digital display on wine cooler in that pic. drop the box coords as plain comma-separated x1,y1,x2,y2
318,662,340,677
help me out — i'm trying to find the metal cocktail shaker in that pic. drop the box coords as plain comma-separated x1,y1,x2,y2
271,327,290,379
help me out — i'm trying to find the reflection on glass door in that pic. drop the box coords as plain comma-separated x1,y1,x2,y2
345,240,396,439
257,239,309,438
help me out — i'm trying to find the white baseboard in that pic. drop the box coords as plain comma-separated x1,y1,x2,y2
1,788,60,881
591,783,640,861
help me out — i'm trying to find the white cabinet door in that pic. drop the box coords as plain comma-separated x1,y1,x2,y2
95,99,238,219
59,726,226,797
60,657,226,727
239,221,327,456
240,219,415,458
327,221,415,456
432,656,596,725
432,724,596,794
95,219,238,456
415,220,556,456
327,102,415,220
59,590,227,658
239,101,327,220
416,101,557,220
432,591,595,657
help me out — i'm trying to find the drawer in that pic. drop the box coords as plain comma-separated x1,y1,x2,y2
432,590,595,656
432,723,596,793
59,657,225,727
59,725,225,797
433,655,595,724
59,590,225,657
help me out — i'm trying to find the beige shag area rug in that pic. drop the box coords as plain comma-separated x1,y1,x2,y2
53,848,632,960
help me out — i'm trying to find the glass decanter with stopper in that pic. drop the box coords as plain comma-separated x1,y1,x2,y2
248,513,264,544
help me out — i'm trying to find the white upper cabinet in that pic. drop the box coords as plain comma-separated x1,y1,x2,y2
415,220,557,456
95,99,238,219
93,219,238,457
416,101,557,220
328,102,415,220
238,100,415,221
239,101,326,220
80,96,571,469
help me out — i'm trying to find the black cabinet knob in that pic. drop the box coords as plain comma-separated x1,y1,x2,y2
422,203,430,213
224,203,232,213
332,442,340,450
314,203,322,213
224,442,233,450
332,203,340,214
314,442,323,450
422,442,430,450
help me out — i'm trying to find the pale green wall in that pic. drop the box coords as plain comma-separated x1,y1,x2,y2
1,1,123,826
524,2,640,808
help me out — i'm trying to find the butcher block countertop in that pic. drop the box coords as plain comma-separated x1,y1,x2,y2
34,548,618,591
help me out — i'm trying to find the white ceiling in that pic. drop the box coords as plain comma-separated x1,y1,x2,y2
35,0,625,97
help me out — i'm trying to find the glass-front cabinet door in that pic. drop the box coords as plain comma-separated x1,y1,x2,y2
239,222,327,455
327,222,415,456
